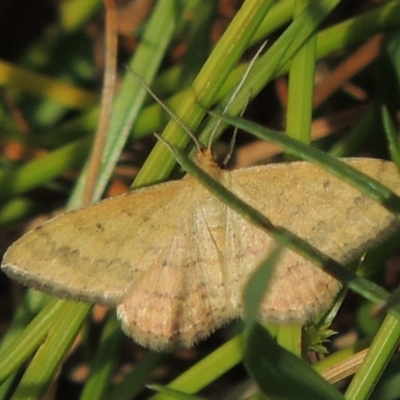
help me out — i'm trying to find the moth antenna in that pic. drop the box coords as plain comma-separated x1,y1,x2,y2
222,89,252,166
153,132,175,154
207,41,268,151
125,66,203,153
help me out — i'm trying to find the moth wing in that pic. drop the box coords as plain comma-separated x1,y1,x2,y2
117,186,234,350
224,158,400,322
2,179,198,305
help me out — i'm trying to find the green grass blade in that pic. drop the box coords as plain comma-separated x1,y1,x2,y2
90,0,189,201
215,113,400,216
345,314,400,400
80,314,123,400
109,352,165,400
197,0,340,146
9,301,91,399
244,323,344,400
286,0,317,148
243,246,284,329
148,385,206,400
150,337,243,399
0,298,63,384
133,0,275,187
382,106,400,168
0,137,91,201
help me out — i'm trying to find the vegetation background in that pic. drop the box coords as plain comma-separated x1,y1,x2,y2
0,0,400,399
